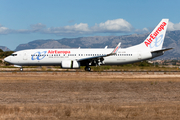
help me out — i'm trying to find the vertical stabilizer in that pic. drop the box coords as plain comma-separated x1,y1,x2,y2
143,19,169,51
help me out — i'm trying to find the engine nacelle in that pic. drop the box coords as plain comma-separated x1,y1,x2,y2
61,60,80,69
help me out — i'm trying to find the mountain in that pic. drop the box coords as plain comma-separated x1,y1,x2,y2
15,30,180,59
0,46,11,51
15,34,149,50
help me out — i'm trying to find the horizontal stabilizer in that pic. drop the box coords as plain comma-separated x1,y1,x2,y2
151,48,173,53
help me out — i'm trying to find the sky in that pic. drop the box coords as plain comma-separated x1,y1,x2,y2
1,0,180,50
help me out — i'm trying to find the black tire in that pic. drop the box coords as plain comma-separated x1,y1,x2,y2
85,67,91,71
87,67,91,71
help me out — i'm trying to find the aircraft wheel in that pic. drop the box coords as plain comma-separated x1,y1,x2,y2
87,67,91,71
85,67,91,71
20,67,23,71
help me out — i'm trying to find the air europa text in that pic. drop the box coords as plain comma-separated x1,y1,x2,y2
48,50,71,54
144,22,167,47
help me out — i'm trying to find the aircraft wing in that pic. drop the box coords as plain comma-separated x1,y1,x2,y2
77,42,121,62
77,54,107,62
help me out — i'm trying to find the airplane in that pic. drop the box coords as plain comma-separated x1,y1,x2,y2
4,19,172,71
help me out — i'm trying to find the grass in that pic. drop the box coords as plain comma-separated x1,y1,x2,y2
0,73,180,119
0,103,180,120
91,65,180,72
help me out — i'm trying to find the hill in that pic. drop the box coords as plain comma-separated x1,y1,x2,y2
0,46,11,51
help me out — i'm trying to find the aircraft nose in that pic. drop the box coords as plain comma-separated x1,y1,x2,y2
4,56,11,63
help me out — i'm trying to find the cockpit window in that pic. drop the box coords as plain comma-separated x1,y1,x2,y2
11,54,17,56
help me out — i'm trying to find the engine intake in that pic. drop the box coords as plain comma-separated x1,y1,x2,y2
61,60,80,69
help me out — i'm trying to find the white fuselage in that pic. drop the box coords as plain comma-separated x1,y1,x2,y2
4,47,153,67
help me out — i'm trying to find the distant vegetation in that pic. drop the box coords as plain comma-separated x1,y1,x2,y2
0,49,14,58
0,49,14,66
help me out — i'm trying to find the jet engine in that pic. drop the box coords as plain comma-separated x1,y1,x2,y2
61,60,80,69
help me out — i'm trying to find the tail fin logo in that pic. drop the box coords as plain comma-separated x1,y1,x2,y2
144,22,167,47
149,34,163,49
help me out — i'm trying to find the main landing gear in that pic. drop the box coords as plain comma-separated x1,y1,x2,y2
84,66,91,71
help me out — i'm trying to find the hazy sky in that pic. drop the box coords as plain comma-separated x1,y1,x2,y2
1,0,180,50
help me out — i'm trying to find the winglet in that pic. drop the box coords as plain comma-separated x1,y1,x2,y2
112,42,121,54
107,42,121,56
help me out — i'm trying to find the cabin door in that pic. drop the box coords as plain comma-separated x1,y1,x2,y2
23,52,28,60
138,51,142,60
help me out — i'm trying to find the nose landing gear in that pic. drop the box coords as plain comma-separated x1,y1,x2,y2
20,67,23,71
